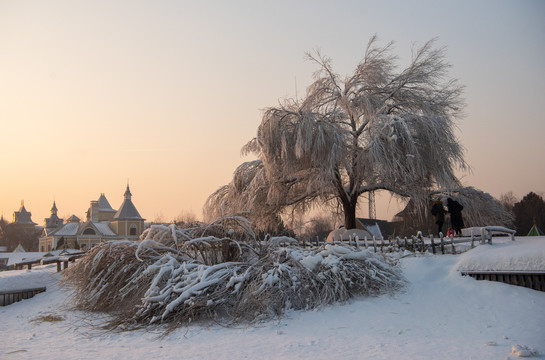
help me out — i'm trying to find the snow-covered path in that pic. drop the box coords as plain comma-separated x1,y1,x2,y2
1,238,544,359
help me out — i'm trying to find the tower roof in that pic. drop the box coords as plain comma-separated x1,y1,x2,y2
13,200,37,225
45,200,62,229
66,214,81,223
97,193,117,212
114,184,144,220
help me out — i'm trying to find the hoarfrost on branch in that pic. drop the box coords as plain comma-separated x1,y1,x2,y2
205,36,469,229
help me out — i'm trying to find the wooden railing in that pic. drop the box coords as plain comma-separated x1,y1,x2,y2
304,233,475,254
318,226,517,255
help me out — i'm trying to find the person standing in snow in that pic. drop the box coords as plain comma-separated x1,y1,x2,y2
447,198,464,236
431,199,446,236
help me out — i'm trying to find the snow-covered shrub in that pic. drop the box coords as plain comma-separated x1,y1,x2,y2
64,219,405,330
64,240,151,312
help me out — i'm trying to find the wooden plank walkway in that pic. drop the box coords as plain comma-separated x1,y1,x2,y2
0,287,47,306
461,271,545,292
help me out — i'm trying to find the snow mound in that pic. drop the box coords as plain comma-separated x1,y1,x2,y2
0,264,59,291
456,237,545,272
326,228,373,242
511,344,538,357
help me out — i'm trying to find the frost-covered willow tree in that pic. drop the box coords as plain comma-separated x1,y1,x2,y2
206,36,468,230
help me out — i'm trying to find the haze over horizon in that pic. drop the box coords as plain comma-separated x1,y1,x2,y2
1,0,544,225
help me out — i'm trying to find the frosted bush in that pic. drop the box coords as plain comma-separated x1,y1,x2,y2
64,219,405,330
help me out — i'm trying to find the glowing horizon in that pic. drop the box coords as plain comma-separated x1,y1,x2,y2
1,0,544,226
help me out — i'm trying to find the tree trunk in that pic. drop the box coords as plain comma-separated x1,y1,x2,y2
343,199,357,229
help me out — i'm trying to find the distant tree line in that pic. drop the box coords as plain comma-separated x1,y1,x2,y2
0,219,41,252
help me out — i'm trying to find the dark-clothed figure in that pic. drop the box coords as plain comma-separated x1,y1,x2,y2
431,199,446,236
447,198,464,236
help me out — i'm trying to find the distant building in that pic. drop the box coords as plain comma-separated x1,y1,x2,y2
43,201,63,234
12,201,37,228
327,218,399,242
0,202,41,252
39,185,146,252
110,185,146,238
356,218,399,239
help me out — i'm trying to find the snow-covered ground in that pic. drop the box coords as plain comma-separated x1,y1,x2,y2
457,236,545,272
1,237,544,360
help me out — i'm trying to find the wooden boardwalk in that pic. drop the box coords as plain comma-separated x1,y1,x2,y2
461,271,545,292
0,287,46,306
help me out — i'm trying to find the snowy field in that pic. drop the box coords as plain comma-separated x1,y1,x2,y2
1,237,544,360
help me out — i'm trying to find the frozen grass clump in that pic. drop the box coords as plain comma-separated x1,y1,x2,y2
64,218,405,330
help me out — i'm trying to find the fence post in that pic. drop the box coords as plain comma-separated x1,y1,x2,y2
373,236,377,253
450,235,456,254
440,233,445,254
418,232,424,252
430,234,436,254
364,236,368,249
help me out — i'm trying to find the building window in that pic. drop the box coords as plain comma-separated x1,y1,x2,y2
83,228,96,235
129,225,137,236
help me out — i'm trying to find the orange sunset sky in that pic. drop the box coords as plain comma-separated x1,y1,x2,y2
1,0,544,225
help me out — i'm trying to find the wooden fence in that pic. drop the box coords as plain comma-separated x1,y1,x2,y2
301,226,517,255
307,226,517,255
298,232,491,255
12,253,85,272
0,287,46,306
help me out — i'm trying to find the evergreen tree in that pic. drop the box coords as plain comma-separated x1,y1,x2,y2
513,192,545,235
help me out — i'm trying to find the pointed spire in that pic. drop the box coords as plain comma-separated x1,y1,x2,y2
51,200,58,215
13,200,35,225
114,183,143,220
124,182,132,200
